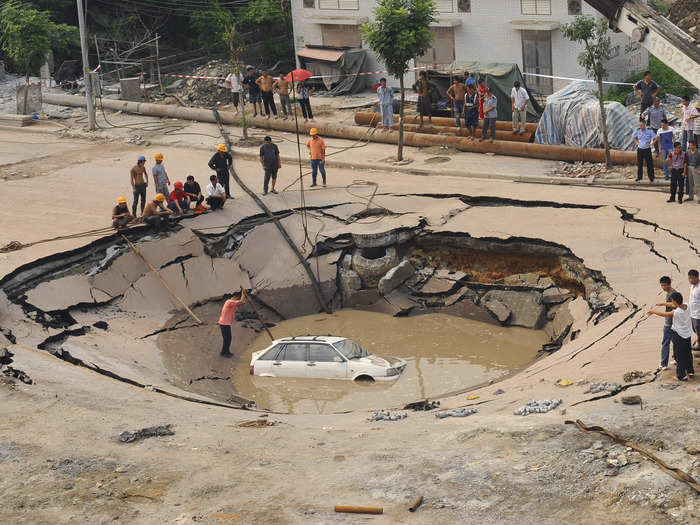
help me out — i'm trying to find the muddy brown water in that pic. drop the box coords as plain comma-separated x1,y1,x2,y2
234,310,546,414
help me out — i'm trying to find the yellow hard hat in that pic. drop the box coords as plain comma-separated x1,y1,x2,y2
309,128,318,136
217,143,227,152
154,152,164,161
154,193,166,202
117,196,127,203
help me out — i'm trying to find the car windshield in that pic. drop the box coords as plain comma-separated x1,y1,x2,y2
333,339,368,359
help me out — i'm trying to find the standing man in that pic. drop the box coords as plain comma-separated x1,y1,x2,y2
218,289,248,357
681,95,699,152
464,71,476,89
633,71,660,116
256,70,277,119
152,153,170,197
183,175,204,207
689,269,700,351
648,292,694,381
376,78,394,130
686,141,700,203
446,77,466,128
224,69,243,115
142,193,173,231
642,97,665,152
633,118,656,182
208,144,233,198
306,128,326,188
242,67,262,117
657,276,677,370
480,86,497,143
656,118,675,180
273,73,292,119
130,155,148,217
112,197,134,229
510,81,529,135
205,174,227,210
476,77,488,121
665,141,686,203
464,84,479,137
297,79,314,122
414,71,432,127
259,136,281,195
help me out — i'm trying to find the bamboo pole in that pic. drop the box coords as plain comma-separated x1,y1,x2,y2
242,288,274,342
120,234,203,324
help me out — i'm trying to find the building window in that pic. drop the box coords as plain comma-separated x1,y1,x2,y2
303,0,314,7
567,0,581,14
521,0,551,15
321,24,362,47
436,0,453,12
318,0,359,9
458,0,471,13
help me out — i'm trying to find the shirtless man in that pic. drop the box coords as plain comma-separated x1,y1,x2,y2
273,73,291,119
256,71,277,119
413,71,432,127
130,155,148,216
446,77,467,128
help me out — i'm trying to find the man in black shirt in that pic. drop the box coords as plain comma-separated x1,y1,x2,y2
183,175,204,207
242,67,262,117
259,136,281,195
208,144,233,198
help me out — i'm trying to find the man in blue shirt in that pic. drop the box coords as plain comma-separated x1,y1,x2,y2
464,71,476,88
376,78,394,129
633,118,656,182
656,118,675,180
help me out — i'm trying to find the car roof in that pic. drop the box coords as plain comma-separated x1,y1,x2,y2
272,335,347,344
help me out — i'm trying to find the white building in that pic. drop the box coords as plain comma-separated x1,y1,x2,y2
291,0,647,95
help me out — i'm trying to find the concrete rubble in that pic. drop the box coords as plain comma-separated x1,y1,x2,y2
514,399,562,415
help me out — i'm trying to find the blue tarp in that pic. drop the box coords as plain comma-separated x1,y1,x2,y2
535,82,638,151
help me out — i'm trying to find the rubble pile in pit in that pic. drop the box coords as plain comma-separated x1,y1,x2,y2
169,60,232,108
668,0,700,40
336,236,617,352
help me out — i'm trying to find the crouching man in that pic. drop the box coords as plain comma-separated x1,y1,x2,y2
206,174,227,210
112,196,134,229
142,193,173,231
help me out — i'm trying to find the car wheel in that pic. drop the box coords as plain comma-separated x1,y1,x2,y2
354,375,375,383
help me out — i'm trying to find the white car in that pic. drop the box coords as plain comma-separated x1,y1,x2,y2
250,336,407,382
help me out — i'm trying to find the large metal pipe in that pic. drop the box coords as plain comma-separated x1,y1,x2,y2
355,111,538,133
43,93,648,166
372,122,533,143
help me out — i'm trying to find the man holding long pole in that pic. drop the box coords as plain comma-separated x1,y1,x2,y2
218,289,248,357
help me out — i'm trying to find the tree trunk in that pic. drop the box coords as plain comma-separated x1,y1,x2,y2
398,75,405,161
238,63,248,140
22,74,29,115
597,76,611,168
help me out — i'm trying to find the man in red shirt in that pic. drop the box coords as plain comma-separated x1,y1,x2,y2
218,290,248,357
168,181,190,214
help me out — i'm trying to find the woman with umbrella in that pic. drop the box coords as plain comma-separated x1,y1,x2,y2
286,69,315,122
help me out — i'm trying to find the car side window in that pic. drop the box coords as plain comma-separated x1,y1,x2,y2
308,344,340,362
259,344,282,360
281,343,307,361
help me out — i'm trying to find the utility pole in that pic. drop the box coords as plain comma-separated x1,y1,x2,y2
76,0,96,130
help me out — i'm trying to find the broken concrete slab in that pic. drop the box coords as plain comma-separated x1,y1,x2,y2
481,290,546,328
503,273,541,287
25,274,112,311
378,260,415,296
484,298,511,324
542,287,574,304
418,274,457,295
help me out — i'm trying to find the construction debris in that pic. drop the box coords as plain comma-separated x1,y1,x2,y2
236,418,277,428
334,505,383,515
435,407,478,419
368,410,407,422
587,382,621,394
118,424,175,443
547,161,618,179
403,400,440,411
171,60,231,108
514,399,562,416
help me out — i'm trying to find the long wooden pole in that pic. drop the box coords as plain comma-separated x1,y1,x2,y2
242,288,274,342
120,234,203,324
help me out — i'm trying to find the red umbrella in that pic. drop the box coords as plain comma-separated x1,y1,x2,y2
285,69,313,82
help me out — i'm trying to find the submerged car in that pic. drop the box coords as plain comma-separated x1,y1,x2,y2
250,336,406,381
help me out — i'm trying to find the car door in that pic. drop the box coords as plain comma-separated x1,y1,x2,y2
275,343,308,378
253,344,283,376
306,343,348,379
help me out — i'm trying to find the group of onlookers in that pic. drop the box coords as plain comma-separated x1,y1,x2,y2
650,271,700,381
224,67,315,122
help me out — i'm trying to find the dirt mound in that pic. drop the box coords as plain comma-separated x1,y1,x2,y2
668,0,699,40
174,60,233,108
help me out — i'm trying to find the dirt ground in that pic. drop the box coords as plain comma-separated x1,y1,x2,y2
1,106,700,524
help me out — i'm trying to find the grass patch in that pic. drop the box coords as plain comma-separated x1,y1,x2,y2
604,56,696,104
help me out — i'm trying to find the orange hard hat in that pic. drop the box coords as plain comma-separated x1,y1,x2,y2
155,193,166,202
154,152,164,161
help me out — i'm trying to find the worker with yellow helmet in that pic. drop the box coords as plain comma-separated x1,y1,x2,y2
142,192,173,231
208,144,233,198
152,152,170,197
112,196,134,229
306,128,327,187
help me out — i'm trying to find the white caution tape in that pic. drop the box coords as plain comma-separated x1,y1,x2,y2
522,71,636,86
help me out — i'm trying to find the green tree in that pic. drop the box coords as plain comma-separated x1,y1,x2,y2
190,7,235,54
223,23,249,139
361,0,436,161
0,3,53,113
562,15,613,167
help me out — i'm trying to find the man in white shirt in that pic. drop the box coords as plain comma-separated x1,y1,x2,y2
205,174,227,210
688,269,700,349
511,81,529,135
649,290,694,381
681,95,699,152
225,71,243,114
